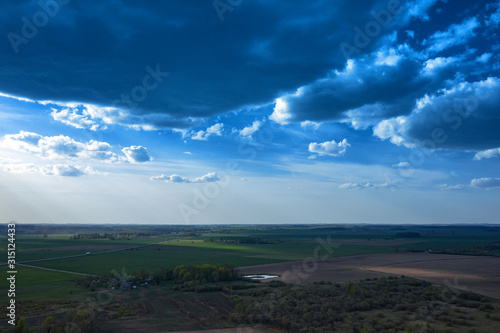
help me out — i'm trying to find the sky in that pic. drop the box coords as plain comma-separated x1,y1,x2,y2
0,0,499,224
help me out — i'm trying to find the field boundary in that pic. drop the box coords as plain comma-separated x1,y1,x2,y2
17,263,95,277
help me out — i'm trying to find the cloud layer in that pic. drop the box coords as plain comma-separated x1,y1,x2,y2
1,0,403,128
373,78,500,150
339,182,390,189
150,172,219,183
2,131,151,163
0,157,97,177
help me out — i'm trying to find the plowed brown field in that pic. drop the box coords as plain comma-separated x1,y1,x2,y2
238,253,500,300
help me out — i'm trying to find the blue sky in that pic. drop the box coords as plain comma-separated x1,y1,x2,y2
1,0,499,224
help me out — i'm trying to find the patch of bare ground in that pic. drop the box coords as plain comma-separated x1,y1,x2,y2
98,288,237,332
238,252,500,300
170,328,280,333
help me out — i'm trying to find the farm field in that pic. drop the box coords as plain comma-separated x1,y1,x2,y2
0,265,87,302
1,224,500,332
237,252,500,300
170,329,278,333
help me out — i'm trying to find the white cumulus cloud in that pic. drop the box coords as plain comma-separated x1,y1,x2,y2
474,148,500,160
2,131,151,164
270,97,292,125
422,56,458,75
239,121,262,137
191,123,224,141
470,177,500,189
50,107,106,131
2,131,122,162
308,139,350,157
393,161,411,168
373,77,500,150
373,116,411,147
122,146,152,163
300,121,320,130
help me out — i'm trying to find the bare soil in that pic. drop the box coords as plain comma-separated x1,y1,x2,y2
98,288,237,333
238,252,500,300
170,328,279,333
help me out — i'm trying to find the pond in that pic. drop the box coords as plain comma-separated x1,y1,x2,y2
244,274,279,280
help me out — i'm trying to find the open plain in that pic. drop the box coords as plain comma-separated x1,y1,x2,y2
238,252,500,300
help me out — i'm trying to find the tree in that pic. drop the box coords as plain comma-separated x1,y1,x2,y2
347,282,356,294
15,317,27,333
165,268,173,280
137,268,149,281
151,270,164,285
43,316,54,332
73,310,92,332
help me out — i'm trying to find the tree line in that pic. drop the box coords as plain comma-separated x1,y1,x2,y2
70,231,166,240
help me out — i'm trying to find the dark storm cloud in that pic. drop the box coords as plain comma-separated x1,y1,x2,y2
275,55,442,124
0,0,399,126
272,7,497,126
374,77,500,151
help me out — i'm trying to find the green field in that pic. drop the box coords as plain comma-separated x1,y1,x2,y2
2,225,499,288
4,241,391,276
1,224,499,332
0,266,86,301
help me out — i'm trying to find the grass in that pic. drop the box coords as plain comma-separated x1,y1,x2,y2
18,244,286,275
17,250,91,261
0,266,82,286
1,224,499,332
2,225,499,305
0,266,86,301
0,234,176,251
16,239,394,277
165,238,393,259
